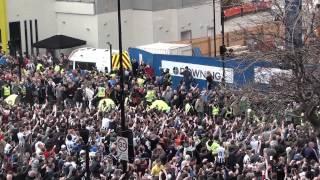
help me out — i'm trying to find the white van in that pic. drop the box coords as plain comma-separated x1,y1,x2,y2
69,47,119,73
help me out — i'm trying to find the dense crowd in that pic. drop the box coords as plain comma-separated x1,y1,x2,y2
0,51,320,180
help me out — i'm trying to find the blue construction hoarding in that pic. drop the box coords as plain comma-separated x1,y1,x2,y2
129,48,274,89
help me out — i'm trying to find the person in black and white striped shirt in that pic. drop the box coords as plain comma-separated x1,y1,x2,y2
216,143,225,165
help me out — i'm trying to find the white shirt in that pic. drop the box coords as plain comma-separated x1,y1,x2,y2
17,132,26,145
216,146,225,163
85,88,94,100
101,118,110,130
35,141,44,156
243,154,250,164
65,140,75,153
4,143,12,154
250,139,259,154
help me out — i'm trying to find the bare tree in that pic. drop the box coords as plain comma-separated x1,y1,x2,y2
232,0,320,135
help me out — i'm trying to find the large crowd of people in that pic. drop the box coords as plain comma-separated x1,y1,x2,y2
0,51,319,180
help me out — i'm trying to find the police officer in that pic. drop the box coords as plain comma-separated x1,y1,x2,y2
145,85,156,105
2,82,11,99
212,104,220,117
36,62,44,72
97,86,106,99
93,84,106,107
54,64,61,73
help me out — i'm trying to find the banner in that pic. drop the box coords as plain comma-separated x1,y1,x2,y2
254,67,292,84
161,60,234,83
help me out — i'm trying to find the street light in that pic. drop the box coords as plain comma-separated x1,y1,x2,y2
213,0,217,57
117,0,127,173
79,125,90,180
220,0,226,84
107,42,112,73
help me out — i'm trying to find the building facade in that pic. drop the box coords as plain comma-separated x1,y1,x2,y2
5,0,221,54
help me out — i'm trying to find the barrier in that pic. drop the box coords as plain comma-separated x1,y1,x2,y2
129,48,274,89
242,3,257,14
224,1,272,19
224,6,242,18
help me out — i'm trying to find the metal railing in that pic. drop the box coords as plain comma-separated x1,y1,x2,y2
56,0,95,3
181,0,212,8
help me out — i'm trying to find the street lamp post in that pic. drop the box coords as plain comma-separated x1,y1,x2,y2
213,0,217,57
107,42,112,73
220,0,226,84
79,126,90,180
18,54,22,81
17,45,22,81
117,0,127,173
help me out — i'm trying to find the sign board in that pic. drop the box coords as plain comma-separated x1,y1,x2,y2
161,60,234,83
116,136,128,161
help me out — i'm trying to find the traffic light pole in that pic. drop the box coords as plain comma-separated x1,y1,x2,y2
117,0,127,173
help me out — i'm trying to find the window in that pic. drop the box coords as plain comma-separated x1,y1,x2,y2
181,30,192,41
207,27,214,37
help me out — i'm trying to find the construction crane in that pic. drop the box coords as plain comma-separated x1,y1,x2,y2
0,0,9,54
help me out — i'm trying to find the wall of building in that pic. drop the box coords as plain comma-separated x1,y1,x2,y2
97,10,134,50
131,11,154,46
7,0,57,54
55,1,95,15
152,9,179,43
56,13,99,50
97,2,220,50
7,0,220,54
177,3,221,40
97,9,154,50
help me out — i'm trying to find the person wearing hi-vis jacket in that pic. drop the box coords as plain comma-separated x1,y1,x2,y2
1,81,11,99
92,84,106,107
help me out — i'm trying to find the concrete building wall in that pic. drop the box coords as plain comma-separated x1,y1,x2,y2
7,0,57,54
152,9,179,42
7,0,220,53
131,11,154,46
97,10,134,50
178,2,221,40
56,1,95,15
56,13,99,50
